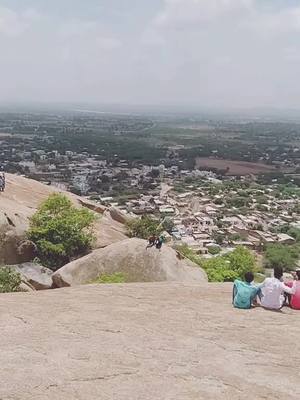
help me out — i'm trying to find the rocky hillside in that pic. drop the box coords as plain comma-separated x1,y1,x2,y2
0,174,206,287
0,174,127,264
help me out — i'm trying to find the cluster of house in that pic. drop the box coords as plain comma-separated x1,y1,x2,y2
111,186,300,258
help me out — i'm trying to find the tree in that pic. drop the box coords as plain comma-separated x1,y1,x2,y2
208,246,220,255
287,227,300,242
149,169,160,179
0,268,21,293
204,257,240,282
264,244,298,271
126,216,162,240
204,246,256,282
177,244,256,283
213,233,224,245
28,194,96,271
226,246,256,276
162,217,175,233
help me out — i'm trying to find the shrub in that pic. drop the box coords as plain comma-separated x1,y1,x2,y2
162,217,175,233
28,193,96,271
178,244,256,283
287,227,300,242
264,244,299,271
204,247,256,282
176,244,203,266
208,246,220,255
204,257,240,282
0,267,22,293
126,216,162,240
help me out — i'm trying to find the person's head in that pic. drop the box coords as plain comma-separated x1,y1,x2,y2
296,270,300,280
244,271,254,284
274,266,283,280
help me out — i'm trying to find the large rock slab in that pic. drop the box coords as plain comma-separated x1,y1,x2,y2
8,263,53,290
52,238,207,287
0,283,299,400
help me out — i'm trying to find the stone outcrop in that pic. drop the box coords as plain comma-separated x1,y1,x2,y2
8,263,53,290
19,280,36,292
109,206,131,224
0,174,128,264
52,238,207,287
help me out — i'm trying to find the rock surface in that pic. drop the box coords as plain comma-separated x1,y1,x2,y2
8,263,53,290
109,206,131,224
52,238,207,287
0,282,299,400
0,174,127,264
93,211,128,248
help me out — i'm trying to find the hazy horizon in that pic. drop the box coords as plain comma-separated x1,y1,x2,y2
1,0,300,109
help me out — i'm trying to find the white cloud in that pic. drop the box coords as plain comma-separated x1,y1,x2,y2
59,19,122,51
243,6,300,36
0,7,40,37
154,0,254,28
95,36,121,50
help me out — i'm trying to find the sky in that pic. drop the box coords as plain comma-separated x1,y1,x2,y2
1,0,300,110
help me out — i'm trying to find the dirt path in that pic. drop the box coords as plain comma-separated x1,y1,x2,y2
0,282,299,399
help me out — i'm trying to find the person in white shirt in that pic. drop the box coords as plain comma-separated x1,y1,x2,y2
259,267,296,310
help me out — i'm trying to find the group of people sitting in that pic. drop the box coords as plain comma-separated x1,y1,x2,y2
0,172,5,192
233,267,300,310
146,235,164,251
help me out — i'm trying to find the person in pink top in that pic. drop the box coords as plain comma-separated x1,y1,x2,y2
285,270,300,310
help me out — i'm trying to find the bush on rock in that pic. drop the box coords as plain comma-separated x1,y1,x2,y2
0,267,22,293
28,194,96,271
126,216,162,240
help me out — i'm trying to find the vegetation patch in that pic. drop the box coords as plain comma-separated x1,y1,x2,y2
177,244,256,283
126,216,163,240
28,193,96,271
0,267,22,293
264,244,299,271
91,273,126,284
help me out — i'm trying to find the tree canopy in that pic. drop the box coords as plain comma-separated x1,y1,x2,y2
204,247,256,282
28,193,96,270
177,244,256,283
126,216,162,240
264,244,299,271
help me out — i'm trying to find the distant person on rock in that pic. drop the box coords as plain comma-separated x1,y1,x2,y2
259,267,296,310
155,235,164,251
233,272,260,309
146,235,157,250
0,172,5,192
284,270,300,310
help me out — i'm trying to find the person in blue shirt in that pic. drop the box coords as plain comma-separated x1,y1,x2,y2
233,272,260,309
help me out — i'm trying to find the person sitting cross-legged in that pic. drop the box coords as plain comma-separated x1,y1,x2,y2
259,267,296,311
233,272,260,309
